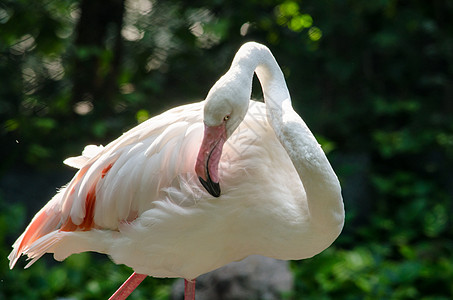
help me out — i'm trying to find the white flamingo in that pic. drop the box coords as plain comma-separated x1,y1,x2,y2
9,42,344,299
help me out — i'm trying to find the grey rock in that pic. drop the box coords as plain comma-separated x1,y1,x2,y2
171,255,293,300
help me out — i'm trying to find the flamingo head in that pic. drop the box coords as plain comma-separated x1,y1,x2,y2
195,71,251,197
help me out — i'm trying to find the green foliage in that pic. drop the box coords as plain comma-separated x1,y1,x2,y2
292,243,453,299
1,0,453,299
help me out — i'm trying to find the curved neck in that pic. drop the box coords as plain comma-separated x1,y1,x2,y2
233,43,344,229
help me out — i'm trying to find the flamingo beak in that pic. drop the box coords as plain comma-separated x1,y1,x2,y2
195,124,226,197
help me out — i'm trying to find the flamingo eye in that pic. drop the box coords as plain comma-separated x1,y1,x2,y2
223,115,230,121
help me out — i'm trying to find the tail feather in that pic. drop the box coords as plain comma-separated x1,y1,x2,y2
23,231,63,268
9,144,114,269
8,232,25,269
9,194,63,269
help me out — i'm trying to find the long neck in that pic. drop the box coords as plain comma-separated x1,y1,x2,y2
234,43,344,229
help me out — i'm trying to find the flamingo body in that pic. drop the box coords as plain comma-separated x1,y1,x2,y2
9,42,344,292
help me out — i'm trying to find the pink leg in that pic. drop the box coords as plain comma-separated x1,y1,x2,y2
108,272,147,300
184,279,196,300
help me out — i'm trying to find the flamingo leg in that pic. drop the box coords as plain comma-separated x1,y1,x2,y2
184,279,196,300
108,272,147,300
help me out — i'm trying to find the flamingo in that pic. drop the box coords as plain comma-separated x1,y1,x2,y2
8,42,344,299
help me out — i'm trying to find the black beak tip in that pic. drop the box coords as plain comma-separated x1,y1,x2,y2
199,176,221,198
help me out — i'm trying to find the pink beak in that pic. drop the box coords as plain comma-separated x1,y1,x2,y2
195,124,226,197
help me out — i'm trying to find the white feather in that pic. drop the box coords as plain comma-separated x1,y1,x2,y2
63,145,104,169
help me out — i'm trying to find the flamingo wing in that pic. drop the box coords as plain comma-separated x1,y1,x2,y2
9,102,204,269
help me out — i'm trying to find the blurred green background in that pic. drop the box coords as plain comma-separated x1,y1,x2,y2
1,0,453,299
